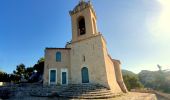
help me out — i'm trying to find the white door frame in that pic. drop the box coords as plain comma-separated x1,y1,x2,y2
61,68,68,85
49,68,57,85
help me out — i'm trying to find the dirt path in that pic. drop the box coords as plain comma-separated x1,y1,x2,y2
156,94,170,100
110,92,157,100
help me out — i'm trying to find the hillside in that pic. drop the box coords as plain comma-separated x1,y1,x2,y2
122,69,137,77
138,70,170,93
122,69,170,93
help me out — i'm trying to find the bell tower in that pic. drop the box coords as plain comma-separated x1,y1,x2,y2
70,0,98,42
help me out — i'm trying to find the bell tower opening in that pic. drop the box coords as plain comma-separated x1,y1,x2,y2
78,16,86,36
70,1,99,42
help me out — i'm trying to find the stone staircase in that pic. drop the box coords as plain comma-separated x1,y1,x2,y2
59,84,122,99
30,85,68,97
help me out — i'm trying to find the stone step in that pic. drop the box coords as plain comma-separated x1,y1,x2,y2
53,84,122,99
60,93,115,97
69,85,96,87
62,89,109,93
61,91,115,94
60,94,116,99
85,92,114,95
67,88,105,91
60,92,117,98
68,85,104,88
61,90,112,95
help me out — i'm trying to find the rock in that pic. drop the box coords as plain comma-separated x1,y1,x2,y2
0,88,11,99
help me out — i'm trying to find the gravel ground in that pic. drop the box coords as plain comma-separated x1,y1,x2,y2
109,92,157,100
1,84,168,100
0,92,158,100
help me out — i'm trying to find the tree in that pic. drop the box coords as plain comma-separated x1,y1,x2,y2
28,57,44,83
0,71,4,75
33,57,44,74
0,72,10,82
37,57,45,64
13,64,26,81
10,74,20,82
24,67,34,80
123,75,143,90
157,64,162,71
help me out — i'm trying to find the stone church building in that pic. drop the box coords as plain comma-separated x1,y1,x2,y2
43,0,128,93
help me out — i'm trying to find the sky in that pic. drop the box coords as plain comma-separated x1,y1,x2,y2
0,0,170,74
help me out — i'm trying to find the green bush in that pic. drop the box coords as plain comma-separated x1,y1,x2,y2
123,75,144,90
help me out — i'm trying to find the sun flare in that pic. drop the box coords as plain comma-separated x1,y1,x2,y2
150,0,170,40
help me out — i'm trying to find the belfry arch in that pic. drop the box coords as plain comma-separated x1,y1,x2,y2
78,16,86,35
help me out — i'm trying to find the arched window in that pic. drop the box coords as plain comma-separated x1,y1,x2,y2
56,52,61,62
78,16,86,35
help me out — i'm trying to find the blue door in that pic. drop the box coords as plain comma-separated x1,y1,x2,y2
50,70,56,83
62,72,67,84
81,67,89,83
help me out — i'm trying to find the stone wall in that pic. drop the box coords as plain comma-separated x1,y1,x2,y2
70,34,108,86
43,48,71,85
100,37,122,93
113,59,128,93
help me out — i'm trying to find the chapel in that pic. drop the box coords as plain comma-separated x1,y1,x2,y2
43,0,128,94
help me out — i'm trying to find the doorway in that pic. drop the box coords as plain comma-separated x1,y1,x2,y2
81,67,89,83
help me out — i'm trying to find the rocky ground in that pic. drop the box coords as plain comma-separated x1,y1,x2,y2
0,83,168,100
0,92,158,100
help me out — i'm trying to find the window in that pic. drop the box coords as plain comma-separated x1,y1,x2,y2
56,52,61,62
78,16,86,35
83,55,85,62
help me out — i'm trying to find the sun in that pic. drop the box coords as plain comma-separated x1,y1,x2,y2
150,0,170,40
158,0,170,8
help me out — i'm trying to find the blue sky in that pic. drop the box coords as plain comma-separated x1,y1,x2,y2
0,0,170,74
